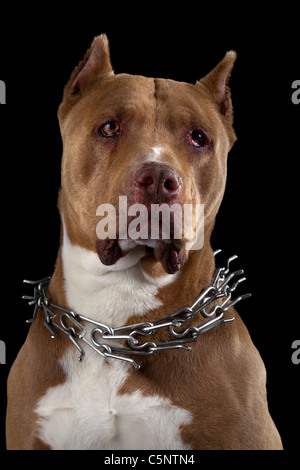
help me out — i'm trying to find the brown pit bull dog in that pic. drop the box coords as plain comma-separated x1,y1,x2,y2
6,34,283,450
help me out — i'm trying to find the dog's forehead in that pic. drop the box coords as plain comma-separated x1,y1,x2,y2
91,73,156,110
80,73,213,126
89,73,186,102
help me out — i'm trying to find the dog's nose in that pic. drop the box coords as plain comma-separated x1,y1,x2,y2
132,164,182,203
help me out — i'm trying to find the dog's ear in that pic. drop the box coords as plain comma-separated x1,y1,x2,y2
198,51,236,123
64,34,113,98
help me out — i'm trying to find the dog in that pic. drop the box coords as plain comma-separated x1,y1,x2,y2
6,34,283,450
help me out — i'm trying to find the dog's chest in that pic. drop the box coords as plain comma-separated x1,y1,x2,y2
35,350,192,450
35,236,192,449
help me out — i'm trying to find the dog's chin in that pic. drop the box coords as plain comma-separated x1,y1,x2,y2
96,238,186,275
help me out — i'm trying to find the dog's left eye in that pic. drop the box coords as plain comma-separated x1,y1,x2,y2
188,129,210,148
98,120,120,137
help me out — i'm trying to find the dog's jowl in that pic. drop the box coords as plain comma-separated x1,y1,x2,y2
6,35,282,450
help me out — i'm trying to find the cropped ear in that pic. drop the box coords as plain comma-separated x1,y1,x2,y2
64,34,114,98
198,51,236,123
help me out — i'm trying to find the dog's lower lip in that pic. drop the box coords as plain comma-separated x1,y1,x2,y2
96,239,122,265
95,237,184,274
159,243,186,274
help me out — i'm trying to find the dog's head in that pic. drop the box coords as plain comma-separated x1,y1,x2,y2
58,34,236,276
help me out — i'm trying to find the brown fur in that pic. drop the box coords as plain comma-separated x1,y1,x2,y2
6,35,282,450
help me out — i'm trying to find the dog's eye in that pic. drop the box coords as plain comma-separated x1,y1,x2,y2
98,120,120,137
188,129,210,148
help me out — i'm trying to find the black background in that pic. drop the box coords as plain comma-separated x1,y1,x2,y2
0,5,299,458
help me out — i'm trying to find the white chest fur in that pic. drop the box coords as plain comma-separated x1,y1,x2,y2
35,350,192,450
34,229,191,449
61,225,177,326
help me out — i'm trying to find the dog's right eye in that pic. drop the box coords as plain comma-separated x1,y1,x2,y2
97,120,120,138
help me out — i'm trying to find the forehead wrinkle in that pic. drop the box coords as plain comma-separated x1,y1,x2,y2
151,79,219,136
153,78,159,142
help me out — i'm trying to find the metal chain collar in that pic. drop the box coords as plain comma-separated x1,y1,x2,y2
22,250,251,370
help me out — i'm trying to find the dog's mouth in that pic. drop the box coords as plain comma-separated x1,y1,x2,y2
152,241,186,274
95,212,189,274
96,237,186,275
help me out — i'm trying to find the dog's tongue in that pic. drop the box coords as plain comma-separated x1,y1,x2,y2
160,243,186,275
96,239,122,266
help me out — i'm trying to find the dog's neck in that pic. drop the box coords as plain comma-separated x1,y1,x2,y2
48,215,216,329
